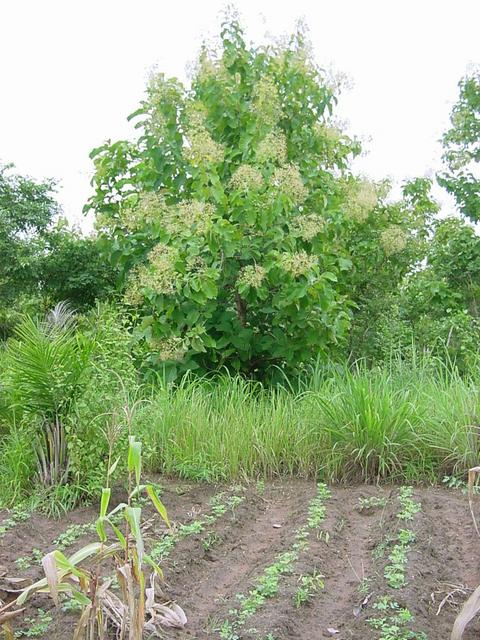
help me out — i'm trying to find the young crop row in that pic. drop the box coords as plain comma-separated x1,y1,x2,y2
217,483,331,640
366,487,427,640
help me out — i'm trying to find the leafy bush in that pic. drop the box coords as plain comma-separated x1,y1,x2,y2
1,305,92,487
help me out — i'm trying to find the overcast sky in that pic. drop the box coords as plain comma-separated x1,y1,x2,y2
1,0,479,229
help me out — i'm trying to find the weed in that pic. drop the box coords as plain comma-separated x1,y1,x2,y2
203,532,221,551
294,571,325,607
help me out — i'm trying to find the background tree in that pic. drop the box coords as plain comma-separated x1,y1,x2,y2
438,70,480,222
0,163,114,336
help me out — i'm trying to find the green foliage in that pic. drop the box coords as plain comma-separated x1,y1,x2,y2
16,609,53,638
0,304,137,508
0,164,113,339
438,71,480,222
87,16,371,378
294,571,325,607
0,164,58,314
38,224,116,310
368,598,426,640
2,308,92,487
345,177,439,362
65,304,138,498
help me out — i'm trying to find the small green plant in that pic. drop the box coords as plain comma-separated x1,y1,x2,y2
368,598,427,640
53,523,94,550
358,576,373,595
219,620,239,640
256,479,266,495
14,556,32,570
294,571,325,607
179,520,205,537
307,483,331,528
15,609,52,638
203,532,221,551
358,496,388,511
397,487,421,521
0,505,31,537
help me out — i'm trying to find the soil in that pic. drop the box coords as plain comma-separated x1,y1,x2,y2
1,480,480,639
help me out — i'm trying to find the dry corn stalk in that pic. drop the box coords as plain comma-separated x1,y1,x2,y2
450,466,480,639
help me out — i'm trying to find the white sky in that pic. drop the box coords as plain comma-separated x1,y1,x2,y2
1,0,479,229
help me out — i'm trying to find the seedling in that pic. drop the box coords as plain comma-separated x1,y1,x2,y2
294,571,325,607
358,496,387,512
203,532,221,551
368,598,427,640
15,609,52,638
397,487,421,521
0,505,30,537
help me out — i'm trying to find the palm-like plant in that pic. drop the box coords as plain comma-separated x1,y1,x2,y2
3,303,92,485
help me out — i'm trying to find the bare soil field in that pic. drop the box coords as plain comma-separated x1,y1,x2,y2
1,480,480,639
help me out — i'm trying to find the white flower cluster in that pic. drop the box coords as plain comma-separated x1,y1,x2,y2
346,180,377,222
271,164,308,204
186,255,207,272
146,72,182,138
230,164,264,192
237,264,266,289
291,214,324,241
279,251,318,277
252,77,282,127
315,123,342,144
154,335,187,362
256,129,288,165
184,102,224,165
380,226,408,256
123,243,179,305
164,200,214,236
122,193,167,231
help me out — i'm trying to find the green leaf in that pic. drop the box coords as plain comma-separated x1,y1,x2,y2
127,437,142,486
100,488,111,518
124,506,144,564
146,485,170,528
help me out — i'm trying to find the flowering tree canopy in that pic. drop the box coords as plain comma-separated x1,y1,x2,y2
87,17,433,378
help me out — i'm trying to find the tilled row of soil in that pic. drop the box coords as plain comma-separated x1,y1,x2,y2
1,481,480,639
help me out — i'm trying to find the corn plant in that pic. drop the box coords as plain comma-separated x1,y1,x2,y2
12,435,186,639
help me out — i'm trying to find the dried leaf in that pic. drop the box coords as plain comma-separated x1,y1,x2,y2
153,602,187,628
42,552,60,606
451,584,480,640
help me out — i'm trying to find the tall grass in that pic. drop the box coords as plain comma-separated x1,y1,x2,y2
2,347,480,508
134,358,480,483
